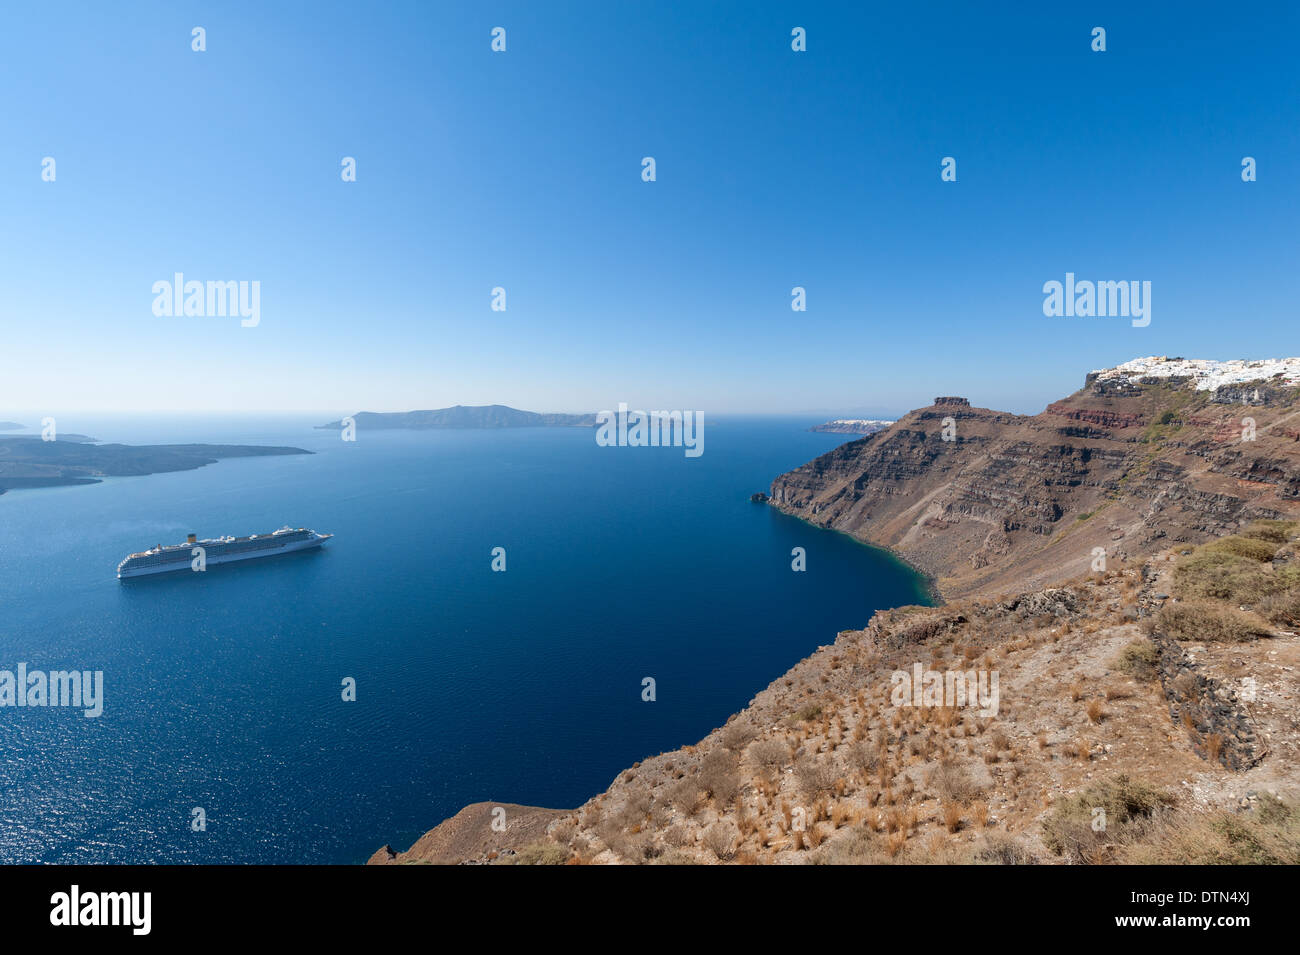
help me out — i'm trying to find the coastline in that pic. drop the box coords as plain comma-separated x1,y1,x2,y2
763,499,943,608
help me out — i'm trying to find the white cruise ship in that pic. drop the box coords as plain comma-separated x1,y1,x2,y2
117,527,332,579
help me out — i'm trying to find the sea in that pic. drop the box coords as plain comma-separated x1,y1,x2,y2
0,415,930,863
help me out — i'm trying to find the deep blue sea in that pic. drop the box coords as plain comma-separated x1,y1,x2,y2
0,415,929,864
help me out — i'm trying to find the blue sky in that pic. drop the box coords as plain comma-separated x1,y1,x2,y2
2,1,1297,416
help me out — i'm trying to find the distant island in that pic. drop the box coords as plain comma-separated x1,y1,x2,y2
0,422,24,431
810,418,894,435
0,437,311,495
316,405,598,431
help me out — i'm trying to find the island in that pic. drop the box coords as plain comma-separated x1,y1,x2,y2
316,404,597,431
0,422,24,431
0,438,312,495
809,418,894,435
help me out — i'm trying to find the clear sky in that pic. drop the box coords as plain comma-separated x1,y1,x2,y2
2,1,1297,417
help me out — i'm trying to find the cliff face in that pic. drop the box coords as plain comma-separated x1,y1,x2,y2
768,377,1300,598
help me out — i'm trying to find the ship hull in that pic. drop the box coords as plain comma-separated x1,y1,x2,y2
117,534,330,579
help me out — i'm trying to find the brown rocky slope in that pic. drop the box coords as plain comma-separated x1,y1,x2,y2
372,363,1300,864
769,372,1300,597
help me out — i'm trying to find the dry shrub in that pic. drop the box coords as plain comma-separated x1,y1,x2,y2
1085,699,1105,724
698,750,741,807
1114,639,1159,681
1042,775,1174,863
1117,796,1300,865
973,834,1040,865
702,820,740,861
1206,535,1280,562
662,824,690,848
1240,519,1297,544
790,702,823,722
721,720,759,752
1156,601,1270,643
504,841,569,865
550,816,578,847
806,823,827,849
928,758,983,803
650,849,700,866
669,776,704,815
748,738,791,777
795,755,836,798
1259,588,1300,628
1172,539,1300,603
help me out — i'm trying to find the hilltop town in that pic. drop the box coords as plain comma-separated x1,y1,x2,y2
810,419,895,435
1090,356,1300,393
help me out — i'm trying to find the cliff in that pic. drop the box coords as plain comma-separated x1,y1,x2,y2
769,373,1300,598
376,361,1300,864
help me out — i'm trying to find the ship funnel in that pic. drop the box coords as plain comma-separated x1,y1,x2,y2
187,533,197,544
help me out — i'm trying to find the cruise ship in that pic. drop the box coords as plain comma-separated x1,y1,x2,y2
117,527,332,579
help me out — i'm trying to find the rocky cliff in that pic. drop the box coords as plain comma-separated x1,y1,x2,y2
768,373,1300,598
